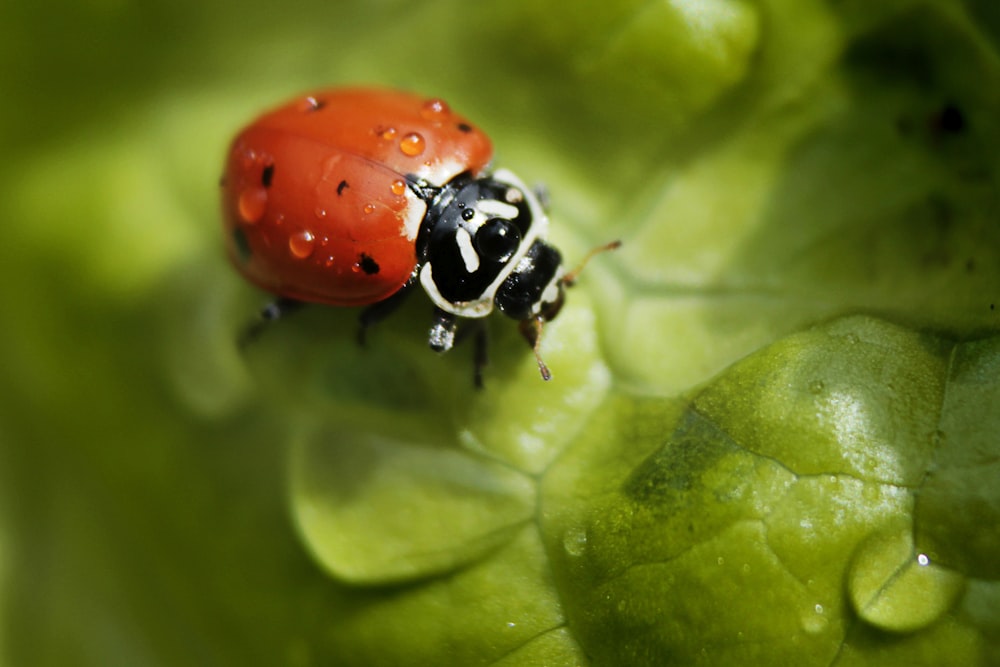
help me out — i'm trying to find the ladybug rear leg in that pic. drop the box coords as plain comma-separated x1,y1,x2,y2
239,296,303,349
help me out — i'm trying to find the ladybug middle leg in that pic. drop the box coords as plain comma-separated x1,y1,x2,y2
469,323,489,389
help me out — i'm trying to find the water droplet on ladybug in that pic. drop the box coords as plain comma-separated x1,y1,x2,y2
379,126,397,141
421,98,450,121
299,95,323,112
289,230,316,259
390,179,407,196
400,132,426,157
363,202,376,214
315,207,327,219
237,188,268,223
239,148,256,171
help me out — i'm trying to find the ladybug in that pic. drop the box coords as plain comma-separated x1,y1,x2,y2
221,87,616,384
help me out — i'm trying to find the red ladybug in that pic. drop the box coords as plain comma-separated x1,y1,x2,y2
221,87,615,383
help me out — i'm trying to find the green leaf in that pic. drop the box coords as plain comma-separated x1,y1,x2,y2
2,0,999,665
543,317,998,665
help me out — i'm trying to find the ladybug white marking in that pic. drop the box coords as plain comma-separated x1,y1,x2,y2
455,227,480,273
399,188,425,241
476,199,519,221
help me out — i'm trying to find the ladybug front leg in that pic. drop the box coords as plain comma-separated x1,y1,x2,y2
427,308,458,353
532,183,551,212
430,311,490,387
239,296,303,349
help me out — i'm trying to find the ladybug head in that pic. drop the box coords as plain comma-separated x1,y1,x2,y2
415,168,618,381
417,168,564,324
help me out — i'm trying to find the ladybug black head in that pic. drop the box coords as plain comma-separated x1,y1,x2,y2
417,169,562,323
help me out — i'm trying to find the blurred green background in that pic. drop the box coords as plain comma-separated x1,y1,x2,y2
2,0,999,665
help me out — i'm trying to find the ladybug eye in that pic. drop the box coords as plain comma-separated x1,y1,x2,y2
475,218,521,262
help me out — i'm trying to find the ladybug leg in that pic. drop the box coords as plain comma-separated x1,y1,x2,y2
532,183,551,212
472,324,489,388
239,296,303,349
452,319,490,388
357,279,417,346
518,317,552,381
428,308,458,352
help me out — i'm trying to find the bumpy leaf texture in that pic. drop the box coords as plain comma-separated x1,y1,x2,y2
0,0,998,665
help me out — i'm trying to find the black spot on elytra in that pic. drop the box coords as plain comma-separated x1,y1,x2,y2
232,227,252,261
337,180,349,196
261,164,275,188
457,122,473,133
359,253,380,275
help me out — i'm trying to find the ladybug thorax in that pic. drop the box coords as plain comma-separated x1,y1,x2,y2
417,168,564,321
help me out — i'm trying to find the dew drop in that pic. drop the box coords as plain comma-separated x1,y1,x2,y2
563,527,588,557
363,202,377,214
238,188,268,224
421,98,450,121
299,95,323,112
289,230,316,259
400,132,426,156
390,179,407,196
378,126,397,141
239,148,257,171
846,521,965,632
315,207,327,220
800,603,829,635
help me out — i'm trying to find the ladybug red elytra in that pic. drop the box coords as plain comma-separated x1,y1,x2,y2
221,87,617,384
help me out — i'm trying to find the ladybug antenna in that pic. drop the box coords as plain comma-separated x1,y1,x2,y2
519,317,552,381
562,240,622,288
